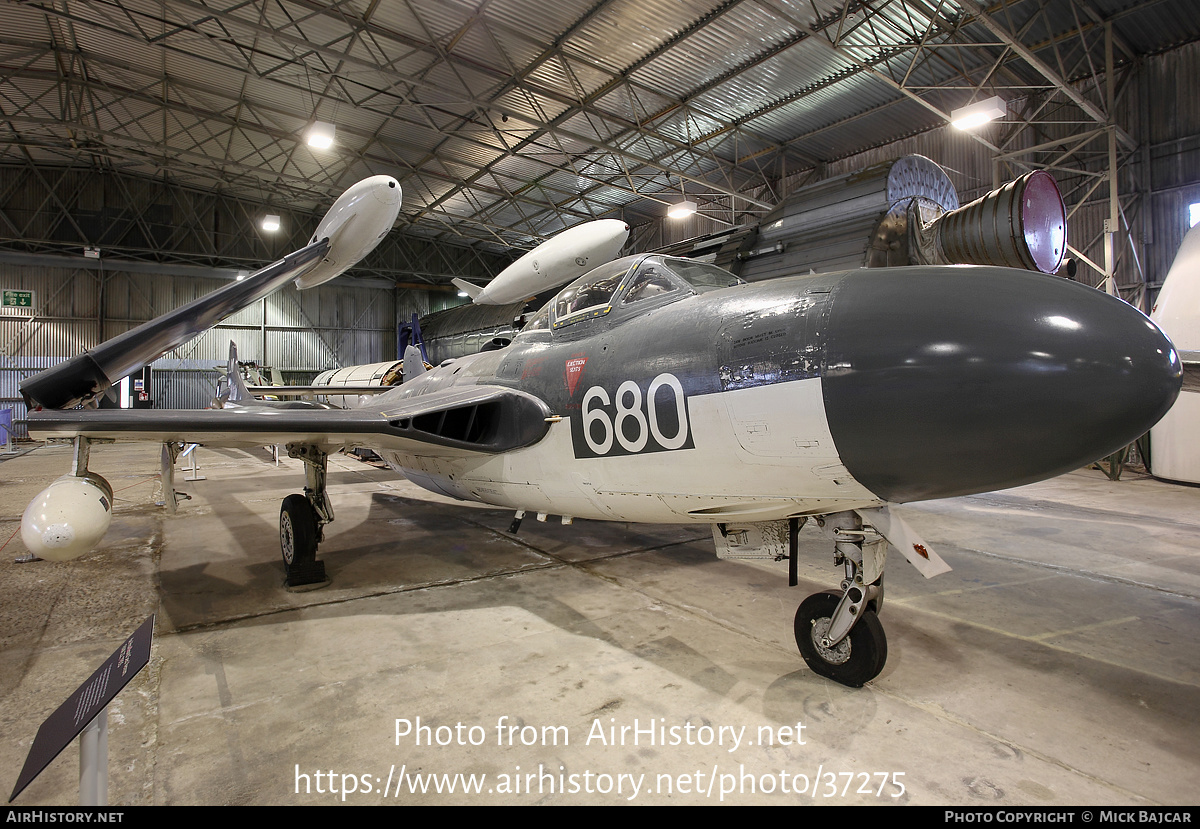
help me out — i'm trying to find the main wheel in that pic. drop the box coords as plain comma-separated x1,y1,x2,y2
794,590,887,687
280,494,318,568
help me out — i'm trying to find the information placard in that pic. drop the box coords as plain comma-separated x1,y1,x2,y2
8,616,154,803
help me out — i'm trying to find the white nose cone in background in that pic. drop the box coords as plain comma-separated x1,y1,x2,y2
294,175,402,290
21,473,114,561
1149,223,1200,484
454,218,630,305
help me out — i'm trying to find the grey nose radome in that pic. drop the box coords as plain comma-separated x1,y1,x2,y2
820,267,1182,503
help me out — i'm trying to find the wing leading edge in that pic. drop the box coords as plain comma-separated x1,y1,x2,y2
28,385,553,455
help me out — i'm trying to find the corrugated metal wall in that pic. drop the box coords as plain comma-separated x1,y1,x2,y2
1131,42,1200,291
1,264,96,436
394,287,469,324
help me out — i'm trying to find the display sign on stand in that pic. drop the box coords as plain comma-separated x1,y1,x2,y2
8,616,154,805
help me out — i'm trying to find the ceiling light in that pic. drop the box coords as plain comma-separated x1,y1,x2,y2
262,215,280,232
308,121,336,150
668,200,697,220
950,96,1006,130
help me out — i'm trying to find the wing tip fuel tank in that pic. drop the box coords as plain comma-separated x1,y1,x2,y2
294,175,402,290
469,218,629,305
21,473,114,561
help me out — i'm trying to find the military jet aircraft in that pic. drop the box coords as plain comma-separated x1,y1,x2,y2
18,191,1183,687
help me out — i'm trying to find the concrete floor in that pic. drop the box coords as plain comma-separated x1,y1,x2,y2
1,440,1198,806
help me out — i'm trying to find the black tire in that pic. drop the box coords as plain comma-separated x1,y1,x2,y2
280,494,318,568
794,590,887,687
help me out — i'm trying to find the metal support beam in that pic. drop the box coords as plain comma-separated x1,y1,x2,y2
956,0,1136,150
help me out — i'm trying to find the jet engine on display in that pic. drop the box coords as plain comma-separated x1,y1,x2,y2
14,165,1186,688
736,154,1067,278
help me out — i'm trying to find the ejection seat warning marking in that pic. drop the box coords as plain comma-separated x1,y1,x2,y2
571,372,695,459
565,355,587,396
9,615,154,803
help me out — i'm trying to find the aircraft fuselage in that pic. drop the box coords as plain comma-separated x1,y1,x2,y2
376,260,1181,525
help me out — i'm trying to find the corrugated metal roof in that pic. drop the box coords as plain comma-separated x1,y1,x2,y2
0,0,1197,258
565,0,718,75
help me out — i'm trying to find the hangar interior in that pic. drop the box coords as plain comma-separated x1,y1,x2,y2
1,0,1199,807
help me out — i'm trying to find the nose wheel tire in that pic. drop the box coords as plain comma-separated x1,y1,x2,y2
794,590,887,687
280,494,327,589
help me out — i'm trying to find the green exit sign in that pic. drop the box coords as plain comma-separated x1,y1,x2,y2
3,290,34,308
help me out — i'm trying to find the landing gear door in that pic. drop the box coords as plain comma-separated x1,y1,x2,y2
855,506,952,578
712,519,790,560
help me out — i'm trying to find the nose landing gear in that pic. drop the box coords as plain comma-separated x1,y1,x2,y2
794,511,889,687
795,590,887,687
712,507,946,687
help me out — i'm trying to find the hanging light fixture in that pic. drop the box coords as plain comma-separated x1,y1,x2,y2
307,121,336,150
668,174,697,219
668,199,697,219
950,96,1006,130
262,215,281,232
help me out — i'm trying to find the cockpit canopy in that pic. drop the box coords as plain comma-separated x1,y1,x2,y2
521,254,743,335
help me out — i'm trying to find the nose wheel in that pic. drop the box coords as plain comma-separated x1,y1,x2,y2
794,590,887,687
792,511,890,686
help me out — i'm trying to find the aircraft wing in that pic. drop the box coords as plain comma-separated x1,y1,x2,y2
19,240,329,411
27,384,553,455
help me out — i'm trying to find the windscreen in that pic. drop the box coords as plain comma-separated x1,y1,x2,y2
663,259,742,292
551,258,636,328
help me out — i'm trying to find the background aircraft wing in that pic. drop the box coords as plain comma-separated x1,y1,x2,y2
27,385,553,455
1181,351,1200,393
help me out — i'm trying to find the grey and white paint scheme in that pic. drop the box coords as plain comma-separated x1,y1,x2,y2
19,200,1183,687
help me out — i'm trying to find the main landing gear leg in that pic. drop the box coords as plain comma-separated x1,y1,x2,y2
794,511,888,687
280,444,332,590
